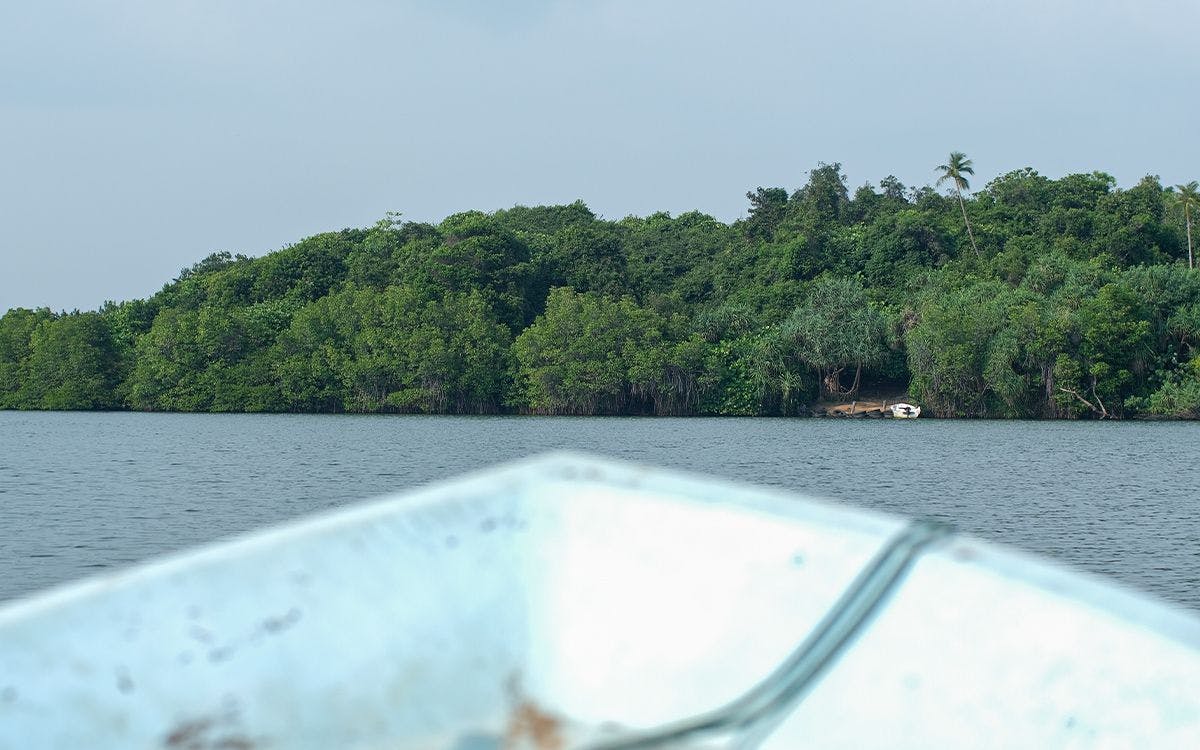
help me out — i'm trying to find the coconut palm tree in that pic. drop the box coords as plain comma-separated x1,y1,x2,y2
936,151,980,258
1174,181,1199,269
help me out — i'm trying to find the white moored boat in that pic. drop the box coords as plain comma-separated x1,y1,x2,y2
1,453,1198,748
889,402,921,419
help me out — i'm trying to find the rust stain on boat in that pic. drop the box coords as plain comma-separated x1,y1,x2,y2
162,714,256,749
164,717,215,747
503,700,564,750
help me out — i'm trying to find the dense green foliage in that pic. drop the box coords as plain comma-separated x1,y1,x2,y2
5,163,1200,418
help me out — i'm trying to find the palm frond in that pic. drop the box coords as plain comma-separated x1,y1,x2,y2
1174,181,1200,206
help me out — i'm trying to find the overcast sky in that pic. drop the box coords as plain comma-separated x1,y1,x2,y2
2,0,1197,312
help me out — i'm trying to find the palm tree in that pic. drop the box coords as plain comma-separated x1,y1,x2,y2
936,151,980,258
1174,181,1199,269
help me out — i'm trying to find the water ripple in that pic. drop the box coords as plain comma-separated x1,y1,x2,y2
0,412,1198,611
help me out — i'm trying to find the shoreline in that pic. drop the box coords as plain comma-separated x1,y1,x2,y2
0,406,1194,420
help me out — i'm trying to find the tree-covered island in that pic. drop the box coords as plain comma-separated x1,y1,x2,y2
4,159,1200,419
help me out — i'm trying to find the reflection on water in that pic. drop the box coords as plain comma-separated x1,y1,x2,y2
1,412,1198,609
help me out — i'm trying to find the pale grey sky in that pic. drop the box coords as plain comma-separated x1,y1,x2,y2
2,0,1197,312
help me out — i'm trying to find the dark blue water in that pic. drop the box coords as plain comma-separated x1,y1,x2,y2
1,412,1198,609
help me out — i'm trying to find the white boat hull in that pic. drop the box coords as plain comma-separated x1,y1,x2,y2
890,402,921,418
0,454,1197,748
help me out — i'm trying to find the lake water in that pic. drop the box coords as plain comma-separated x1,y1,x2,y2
1,412,1198,610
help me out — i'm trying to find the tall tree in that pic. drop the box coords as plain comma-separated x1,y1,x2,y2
1174,181,1199,269
23,313,122,409
742,187,789,242
936,151,981,258
781,276,888,399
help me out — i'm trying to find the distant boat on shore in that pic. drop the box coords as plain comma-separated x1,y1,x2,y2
889,402,921,419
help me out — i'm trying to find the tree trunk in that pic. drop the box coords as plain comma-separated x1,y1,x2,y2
848,363,862,397
956,188,980,258
1057,386,1108,419
822,367,844,398
1187,203,1194,270
1043,363,1055,417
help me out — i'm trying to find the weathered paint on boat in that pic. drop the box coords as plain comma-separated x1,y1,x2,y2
0,453,1198,748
